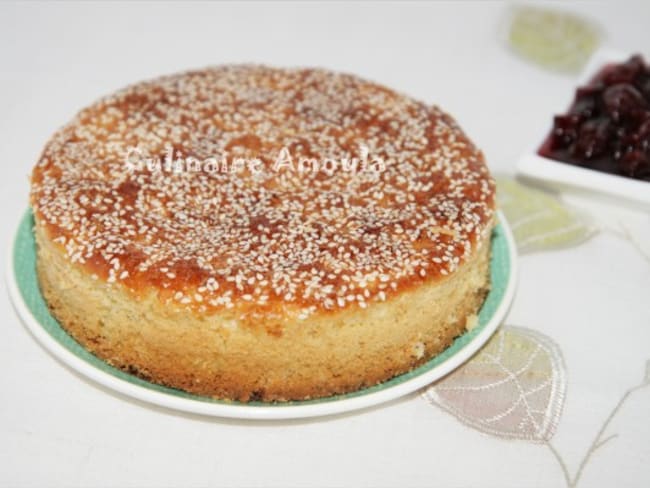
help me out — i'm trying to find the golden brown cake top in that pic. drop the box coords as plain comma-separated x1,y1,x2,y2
30,65,495,318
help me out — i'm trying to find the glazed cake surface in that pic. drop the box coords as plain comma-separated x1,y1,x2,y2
30,65,496,401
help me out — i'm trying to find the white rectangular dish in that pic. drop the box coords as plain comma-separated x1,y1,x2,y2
516,48,650,209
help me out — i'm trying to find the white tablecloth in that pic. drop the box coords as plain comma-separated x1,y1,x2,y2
1,2,648,487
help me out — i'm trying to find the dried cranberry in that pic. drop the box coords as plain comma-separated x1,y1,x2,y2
637,75,650,101
620,132,639,150
571,119,610,160
619,150,647,176
621,119,650,154
637,162,650,180
602,83,646,123
551,114,581,148
571,88,599,119
603,55,645,85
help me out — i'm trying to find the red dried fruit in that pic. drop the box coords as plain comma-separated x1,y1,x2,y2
602,83,646,123
539,54,650,181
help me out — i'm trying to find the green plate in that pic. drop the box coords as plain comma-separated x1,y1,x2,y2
8,209,517,419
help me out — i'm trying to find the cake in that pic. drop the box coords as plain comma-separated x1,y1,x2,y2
30,65,496,402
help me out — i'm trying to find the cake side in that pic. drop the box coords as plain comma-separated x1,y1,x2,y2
35,219,492,401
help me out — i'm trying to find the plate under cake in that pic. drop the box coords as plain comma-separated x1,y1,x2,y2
30,65,496,402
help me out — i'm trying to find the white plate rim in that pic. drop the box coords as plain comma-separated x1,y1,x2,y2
7,210,518,420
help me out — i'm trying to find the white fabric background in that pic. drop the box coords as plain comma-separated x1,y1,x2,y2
1,2,649,487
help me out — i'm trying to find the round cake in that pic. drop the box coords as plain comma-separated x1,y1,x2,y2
30,65,496,401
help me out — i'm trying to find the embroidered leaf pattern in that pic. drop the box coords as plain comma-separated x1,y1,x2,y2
423,326,567,442
607,220,650,265
496,176,597,253
506,6,602,73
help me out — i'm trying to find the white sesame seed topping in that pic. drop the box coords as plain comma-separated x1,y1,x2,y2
30,65,495,315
